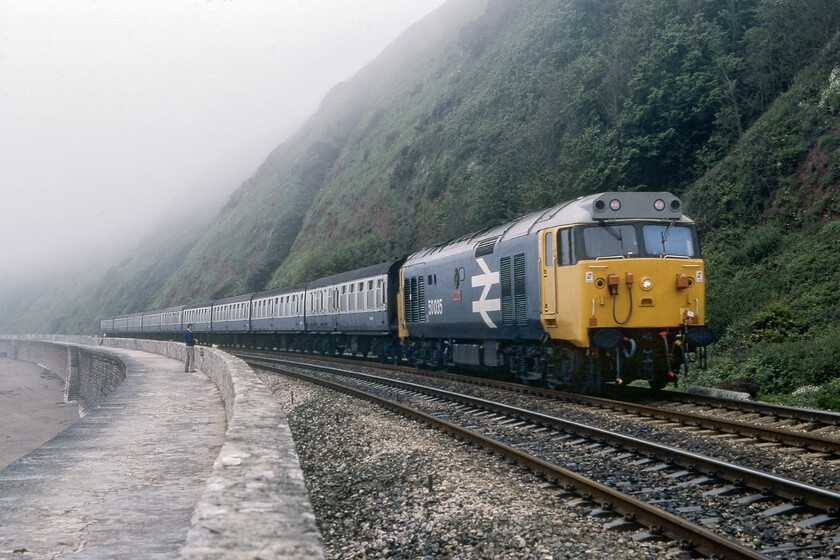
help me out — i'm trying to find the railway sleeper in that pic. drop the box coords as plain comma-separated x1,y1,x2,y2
794,510,840,528
761,498,813,518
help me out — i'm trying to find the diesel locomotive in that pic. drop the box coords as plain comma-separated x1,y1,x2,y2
102,191,714,391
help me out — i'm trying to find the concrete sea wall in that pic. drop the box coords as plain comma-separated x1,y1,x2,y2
0,335,325,559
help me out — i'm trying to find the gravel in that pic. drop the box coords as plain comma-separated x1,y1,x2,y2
256,369,675,560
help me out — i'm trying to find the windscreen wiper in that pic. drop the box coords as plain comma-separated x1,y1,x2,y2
600,222,623,244
659,219,676,251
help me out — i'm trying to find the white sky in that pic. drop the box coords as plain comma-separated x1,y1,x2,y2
0,0,447,284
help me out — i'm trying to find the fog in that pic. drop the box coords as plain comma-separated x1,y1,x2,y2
0,0,447,288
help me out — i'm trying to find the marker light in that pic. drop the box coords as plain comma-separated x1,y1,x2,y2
640,277,653,290
654,199,665,211
609,199,621,211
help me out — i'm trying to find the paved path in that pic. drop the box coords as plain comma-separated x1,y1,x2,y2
0,349,226,559
0,358,80,470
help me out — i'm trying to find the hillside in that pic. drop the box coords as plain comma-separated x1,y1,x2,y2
4,0,840,404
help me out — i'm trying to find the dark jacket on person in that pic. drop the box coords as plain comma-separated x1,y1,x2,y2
184,329,195,346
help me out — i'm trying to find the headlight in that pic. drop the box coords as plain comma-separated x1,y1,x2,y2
640,277,653,290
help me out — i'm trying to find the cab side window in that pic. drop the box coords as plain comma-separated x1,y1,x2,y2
558,228,575,266
544,231,553,265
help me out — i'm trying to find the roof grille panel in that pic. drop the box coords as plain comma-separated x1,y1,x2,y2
474,237,497,258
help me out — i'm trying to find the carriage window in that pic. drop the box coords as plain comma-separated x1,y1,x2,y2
643,224,697,257
583,224,638,258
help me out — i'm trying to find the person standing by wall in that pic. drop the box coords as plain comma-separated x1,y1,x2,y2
184,323,197,372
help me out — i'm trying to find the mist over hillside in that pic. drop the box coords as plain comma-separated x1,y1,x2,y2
4,0,840,402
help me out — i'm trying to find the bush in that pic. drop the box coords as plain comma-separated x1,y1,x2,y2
731,223,782,266
817,134,840,152
817,378,840,411
736,332,840,394
747,301,804,344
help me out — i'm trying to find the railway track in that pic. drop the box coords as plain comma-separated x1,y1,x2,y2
239,352,840,559
232,349,840,460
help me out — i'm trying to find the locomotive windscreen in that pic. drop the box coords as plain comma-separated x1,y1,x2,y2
642,224,697,257
582,224,639,258
581,223,699,259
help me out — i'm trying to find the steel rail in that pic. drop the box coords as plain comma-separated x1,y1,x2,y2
245,354,840,513
257,361,770,560
618,385,840,426
552,393,840,456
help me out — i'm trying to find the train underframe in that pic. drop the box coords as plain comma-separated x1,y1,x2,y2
391,325,713,392
125,325,712,393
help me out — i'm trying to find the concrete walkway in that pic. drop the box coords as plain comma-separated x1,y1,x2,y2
0,349,226,559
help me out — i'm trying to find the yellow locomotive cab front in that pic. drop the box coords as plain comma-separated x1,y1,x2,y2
546,256,705,347
537,193,714,389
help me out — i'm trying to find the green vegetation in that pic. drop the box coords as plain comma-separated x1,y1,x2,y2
4,0,840,408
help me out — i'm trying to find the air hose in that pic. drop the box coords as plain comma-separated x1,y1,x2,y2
612,288,632,325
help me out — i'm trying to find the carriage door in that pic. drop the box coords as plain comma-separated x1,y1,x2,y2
540,228,557,322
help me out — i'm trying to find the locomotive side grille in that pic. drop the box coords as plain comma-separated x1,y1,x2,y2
514,253,527,324
500,256,514,326
501,253,527,326
405,275,426,323
410,277,418,322
418,275,426,322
